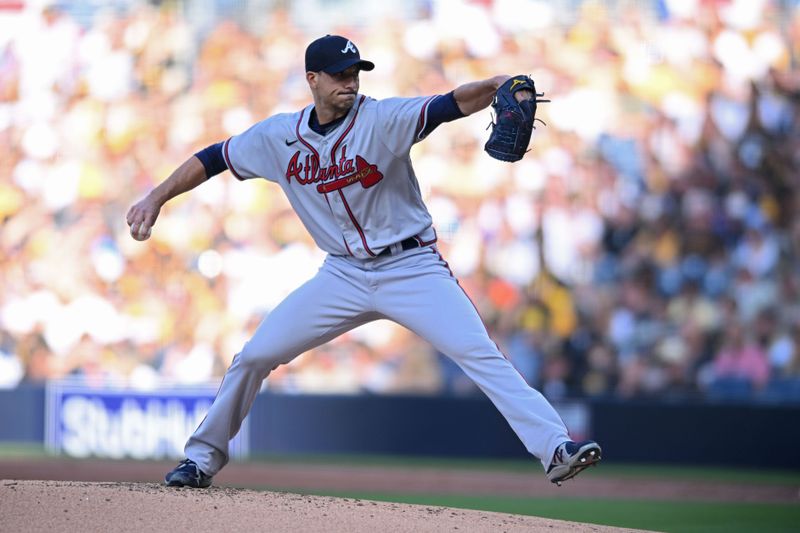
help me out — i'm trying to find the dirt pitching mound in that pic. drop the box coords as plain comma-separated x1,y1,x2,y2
1,480,648,532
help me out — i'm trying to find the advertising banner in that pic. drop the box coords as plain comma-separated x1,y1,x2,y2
45,380,248,460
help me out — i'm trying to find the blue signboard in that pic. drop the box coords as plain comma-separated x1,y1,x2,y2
45,380,248,460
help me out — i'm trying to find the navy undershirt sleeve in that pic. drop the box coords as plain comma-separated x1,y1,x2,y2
194,142,228,179
421,91,465,137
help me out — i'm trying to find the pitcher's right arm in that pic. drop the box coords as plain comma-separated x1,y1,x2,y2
126,142,227,241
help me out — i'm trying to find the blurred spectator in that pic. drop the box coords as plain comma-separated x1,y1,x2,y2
709,323,770,390
768,324,800,379
1,0,799,404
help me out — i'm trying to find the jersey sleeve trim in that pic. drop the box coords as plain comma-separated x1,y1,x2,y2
222,137,246,181
414,96,437,141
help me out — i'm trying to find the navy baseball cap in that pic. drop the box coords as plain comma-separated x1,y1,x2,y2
305,35,375,74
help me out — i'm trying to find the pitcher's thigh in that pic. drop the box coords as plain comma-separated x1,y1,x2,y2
379,272,496,359
240,268,372,368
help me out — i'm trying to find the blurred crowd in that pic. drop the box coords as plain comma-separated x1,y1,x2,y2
1,0,799,403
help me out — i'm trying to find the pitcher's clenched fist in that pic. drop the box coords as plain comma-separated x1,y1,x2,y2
126,196,160,241
125,157,207,241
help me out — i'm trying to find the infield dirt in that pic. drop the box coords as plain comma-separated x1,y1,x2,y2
2,457,796,532
1,480,651,533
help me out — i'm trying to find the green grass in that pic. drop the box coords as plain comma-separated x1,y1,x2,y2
247,451,800,485
0,442,47,459
248,451,541,473
296,491,800,533
588,463,800,486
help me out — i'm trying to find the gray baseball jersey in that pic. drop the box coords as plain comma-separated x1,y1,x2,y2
222,94,438,258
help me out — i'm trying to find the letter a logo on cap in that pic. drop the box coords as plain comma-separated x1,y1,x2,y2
341,40,357,54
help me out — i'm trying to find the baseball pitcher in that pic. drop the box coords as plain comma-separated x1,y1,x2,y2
126,35,601,488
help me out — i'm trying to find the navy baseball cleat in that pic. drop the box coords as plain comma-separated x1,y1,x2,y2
546,440,602,486
164,458,213,488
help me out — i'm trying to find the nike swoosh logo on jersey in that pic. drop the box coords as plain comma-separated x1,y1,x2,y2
285,139,298,146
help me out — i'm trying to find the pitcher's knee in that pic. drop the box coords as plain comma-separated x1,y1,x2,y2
237,341,287,371
450,338,505,363
458,334,501,354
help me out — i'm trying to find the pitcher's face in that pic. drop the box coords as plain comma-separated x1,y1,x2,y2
308,65,360,118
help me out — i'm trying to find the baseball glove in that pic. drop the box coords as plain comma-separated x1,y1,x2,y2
484,75,549,162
